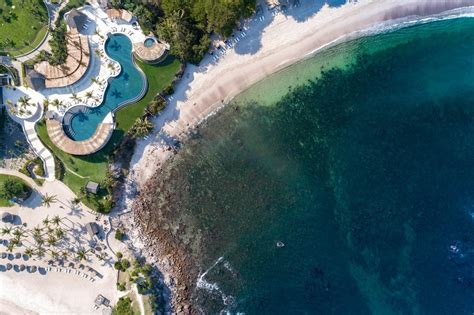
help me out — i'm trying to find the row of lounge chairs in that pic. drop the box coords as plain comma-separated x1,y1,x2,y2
46,266,96,282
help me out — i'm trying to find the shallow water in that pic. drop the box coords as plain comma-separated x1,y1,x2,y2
152,18,474,313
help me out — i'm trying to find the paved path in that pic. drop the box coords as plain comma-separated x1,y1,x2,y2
0,168,41,191
5,102,56,181
23,120,56,182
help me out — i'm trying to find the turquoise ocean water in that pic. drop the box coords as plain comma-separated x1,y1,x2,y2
151,18,474,313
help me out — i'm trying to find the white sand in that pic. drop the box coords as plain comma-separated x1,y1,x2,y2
0,169,119,314
128,0,474,187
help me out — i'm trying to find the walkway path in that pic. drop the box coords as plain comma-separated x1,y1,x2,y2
6,102,56,181
0,168,41,191
24,119,56,181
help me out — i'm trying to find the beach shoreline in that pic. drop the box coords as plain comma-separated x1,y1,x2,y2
120,0,474,312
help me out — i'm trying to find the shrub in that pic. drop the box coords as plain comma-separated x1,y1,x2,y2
121,259,130,270
112,297,133,315
143,263,153,275
113,261,123,271
2,178,29,199
162,84,174,96
147,98,166,116
116,282,126,291
116,252,123,259
115,229,124,241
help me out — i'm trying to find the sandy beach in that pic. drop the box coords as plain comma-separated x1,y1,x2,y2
121,0,474,312
128,0,474,187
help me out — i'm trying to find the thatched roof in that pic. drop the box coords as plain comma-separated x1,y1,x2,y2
86,222,99,237
66,9,88,31
106,9,133,23
25,70,45,91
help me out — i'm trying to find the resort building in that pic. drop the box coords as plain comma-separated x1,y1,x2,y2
86,181,100,194
66,9,89,31
25,69,46,91
86,222,100,238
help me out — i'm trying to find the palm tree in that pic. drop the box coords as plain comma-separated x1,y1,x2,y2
52,215,62,227
90,77,99,84
43,98,50,110
75,249,88,261
35,237,44,247
51,99,63,109
42,194,57,208
35,246,45,258
17,96,31,109
50,250,59,260
133,117,154,138
24,247,35,257
55,228,64,240
6,242,15,253
47,236,57,247
61,250,69,260
70,93,80,102
1,226,12,237
32,226,43,239
42,215,50,226
85,91,94,101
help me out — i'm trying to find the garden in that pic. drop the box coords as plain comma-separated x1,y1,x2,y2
0,0,49,56
0,174,32,206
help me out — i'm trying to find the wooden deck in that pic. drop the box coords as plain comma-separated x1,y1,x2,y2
34,29,90,89
46,117,114,156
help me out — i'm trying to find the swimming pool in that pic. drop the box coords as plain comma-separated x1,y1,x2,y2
65,33,146,141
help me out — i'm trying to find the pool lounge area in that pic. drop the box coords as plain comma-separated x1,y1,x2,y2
46,33,147,155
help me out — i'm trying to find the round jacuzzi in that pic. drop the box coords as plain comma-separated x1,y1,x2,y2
144,38,155,48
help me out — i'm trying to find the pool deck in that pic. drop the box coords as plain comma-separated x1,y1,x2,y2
46,113,115,155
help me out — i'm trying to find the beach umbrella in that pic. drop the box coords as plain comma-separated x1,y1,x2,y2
6,263,12,270
79,264,85,269
20,264,25,271
30,266,37,273
68,262,75,268
15,253,21,259
1,252,6,259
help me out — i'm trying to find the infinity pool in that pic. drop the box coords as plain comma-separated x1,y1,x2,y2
65,33,146,141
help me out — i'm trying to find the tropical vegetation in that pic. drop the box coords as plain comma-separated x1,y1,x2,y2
0,175,31,206
110,0,256,63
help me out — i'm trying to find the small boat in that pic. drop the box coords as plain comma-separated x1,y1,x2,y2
276,241,285,248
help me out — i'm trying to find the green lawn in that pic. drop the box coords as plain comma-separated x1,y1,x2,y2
0,0,49,56
0,174,31,207
36,56,181,211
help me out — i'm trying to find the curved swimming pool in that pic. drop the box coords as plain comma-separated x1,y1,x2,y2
65,33,146,141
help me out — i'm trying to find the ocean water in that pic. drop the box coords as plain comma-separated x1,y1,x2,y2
153,18,474,313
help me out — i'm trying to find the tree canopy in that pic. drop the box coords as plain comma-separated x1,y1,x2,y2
112,0,256,63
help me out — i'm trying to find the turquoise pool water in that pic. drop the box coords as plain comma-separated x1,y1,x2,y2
66,33,145,141
144,38,155,48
